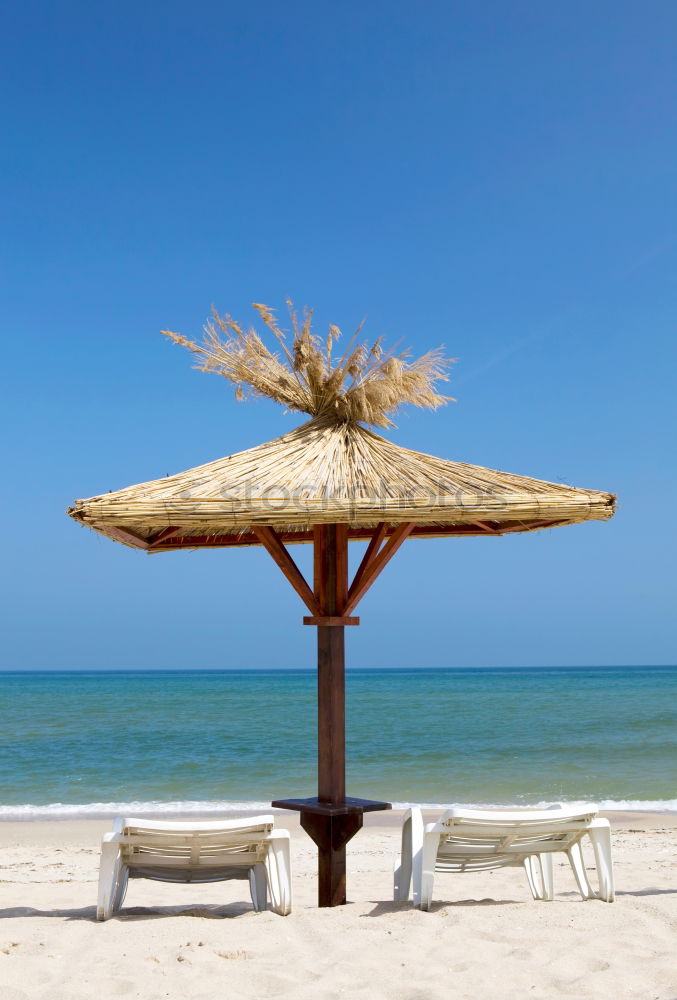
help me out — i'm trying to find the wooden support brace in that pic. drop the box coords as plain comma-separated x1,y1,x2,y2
148,526,184,547
498,519,564,534
101,527,150,550
348,522,388,601
343,521,416,615
252,525,321,616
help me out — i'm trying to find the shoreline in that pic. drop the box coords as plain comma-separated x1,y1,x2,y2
1,810,677,845
2,801,676,821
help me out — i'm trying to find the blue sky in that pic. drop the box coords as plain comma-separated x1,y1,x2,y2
2,1,675,669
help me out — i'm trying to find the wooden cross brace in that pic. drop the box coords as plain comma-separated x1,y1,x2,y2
251,521,416,621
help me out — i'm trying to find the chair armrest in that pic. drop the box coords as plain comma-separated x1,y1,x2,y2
101,832,126,846
588,818,611,831
267,829,291,843
424,820,452,835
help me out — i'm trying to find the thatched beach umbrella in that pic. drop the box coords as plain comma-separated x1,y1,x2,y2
68,303,615,907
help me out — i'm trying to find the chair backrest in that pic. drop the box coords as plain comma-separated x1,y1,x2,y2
115,815,275,871
436,805,599,856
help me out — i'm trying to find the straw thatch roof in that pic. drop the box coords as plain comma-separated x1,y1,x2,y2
67,416,614,551
67,303,615,551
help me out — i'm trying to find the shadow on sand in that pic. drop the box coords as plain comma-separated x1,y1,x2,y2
0,902,256,922
365,898,519,916
365,887,677,914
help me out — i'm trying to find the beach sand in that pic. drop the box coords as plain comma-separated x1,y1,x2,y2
1,812,675,999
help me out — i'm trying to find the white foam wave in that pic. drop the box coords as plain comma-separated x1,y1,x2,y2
1,797,676,821
0,801,276,821
391,798,677,813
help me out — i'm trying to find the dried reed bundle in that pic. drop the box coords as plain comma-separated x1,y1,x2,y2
162,302,454,428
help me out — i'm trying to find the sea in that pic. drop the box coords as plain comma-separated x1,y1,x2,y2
0,666,675,820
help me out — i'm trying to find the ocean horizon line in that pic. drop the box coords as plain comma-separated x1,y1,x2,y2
1,664,675,675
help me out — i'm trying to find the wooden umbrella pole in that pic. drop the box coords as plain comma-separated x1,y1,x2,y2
317,523,347,805
272,522,392,907
309,525,350,904
317,625,346,805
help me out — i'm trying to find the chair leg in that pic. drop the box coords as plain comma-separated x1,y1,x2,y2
112,865,129,914
398,809,424,906
567,841,594,900
588,824,615,902
264,832,292,916
417,832,439,911
249,864,268,911
524,854,553,900
524,856,543,899
97,842,127,921
540,853,554,899
394,812,413,901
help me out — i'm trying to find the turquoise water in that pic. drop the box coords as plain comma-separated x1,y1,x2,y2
0,667,675,818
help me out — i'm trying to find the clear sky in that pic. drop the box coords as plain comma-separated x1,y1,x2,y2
2,1,675,669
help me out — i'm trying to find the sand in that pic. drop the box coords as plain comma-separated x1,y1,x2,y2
1,812,676,1000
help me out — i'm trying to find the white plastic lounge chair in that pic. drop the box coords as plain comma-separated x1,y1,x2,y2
97,815,292,920
394,804,614,909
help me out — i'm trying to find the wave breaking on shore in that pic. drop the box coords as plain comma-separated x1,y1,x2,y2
2,798,676,821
